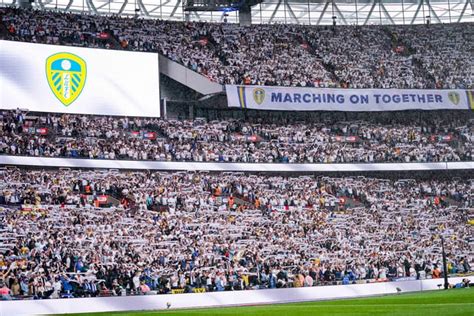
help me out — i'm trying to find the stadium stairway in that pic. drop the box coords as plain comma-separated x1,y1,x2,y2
305,38,343,86
385,28,437,88
206,33,230,67
106,30,123,50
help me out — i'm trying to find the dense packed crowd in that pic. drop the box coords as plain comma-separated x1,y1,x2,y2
0,168,472,299
1,109,472,163
1,8,472,88
0,6,473,302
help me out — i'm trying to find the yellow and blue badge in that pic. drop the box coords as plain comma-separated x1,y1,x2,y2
253,88,265,105
46,52,86,106
447,91,460,106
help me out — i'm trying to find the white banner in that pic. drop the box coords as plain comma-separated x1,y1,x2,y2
0,40,160,117
2,155,473,172
226,85,474,111
3,277,473,315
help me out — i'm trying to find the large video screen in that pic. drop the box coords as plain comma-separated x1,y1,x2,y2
0,40,160,117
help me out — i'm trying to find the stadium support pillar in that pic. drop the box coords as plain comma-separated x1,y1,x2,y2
189,104,194,120
17,0,32,8
163,98,168,119
239,5,252,26
441,236,449,290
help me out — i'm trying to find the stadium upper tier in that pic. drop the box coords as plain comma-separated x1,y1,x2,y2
1,7,472,89
0,168,472,299
1,109,473,163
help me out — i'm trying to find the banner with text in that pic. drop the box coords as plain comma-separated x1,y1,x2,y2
226,85,474,111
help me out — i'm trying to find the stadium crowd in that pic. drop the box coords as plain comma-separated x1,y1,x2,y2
1,109,472,163
1,7,472,88
0,168,472,299
0,5,473,302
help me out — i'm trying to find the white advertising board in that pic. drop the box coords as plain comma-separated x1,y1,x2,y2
0,40,160,117
1,155,473,172
2,276,472,315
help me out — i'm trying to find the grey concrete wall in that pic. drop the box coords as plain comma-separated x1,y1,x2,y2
159,55,223,95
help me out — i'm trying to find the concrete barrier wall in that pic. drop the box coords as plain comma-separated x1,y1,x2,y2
1,155,473,172
2,277,472,316
159,55,223,95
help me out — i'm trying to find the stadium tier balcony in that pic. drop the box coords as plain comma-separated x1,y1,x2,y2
1,109,473,163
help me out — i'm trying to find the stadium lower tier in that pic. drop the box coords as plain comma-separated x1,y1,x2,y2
1,109,473,163
0,168,472,300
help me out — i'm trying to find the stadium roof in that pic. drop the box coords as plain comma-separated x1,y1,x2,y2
2,0,473,24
